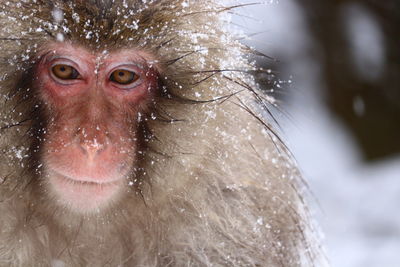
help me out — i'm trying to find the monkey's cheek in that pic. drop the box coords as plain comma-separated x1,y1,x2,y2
48,173,125,213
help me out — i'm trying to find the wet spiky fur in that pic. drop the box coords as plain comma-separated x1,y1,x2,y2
0,0,319,266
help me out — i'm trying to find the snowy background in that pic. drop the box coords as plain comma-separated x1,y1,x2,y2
230,1,400,267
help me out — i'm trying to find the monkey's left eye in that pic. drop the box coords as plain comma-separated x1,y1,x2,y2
110,69,140,85
52,64,80,80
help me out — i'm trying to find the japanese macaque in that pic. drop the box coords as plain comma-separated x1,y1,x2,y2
0,0,318,266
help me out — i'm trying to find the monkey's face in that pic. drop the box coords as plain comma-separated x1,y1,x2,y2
34,42,158,213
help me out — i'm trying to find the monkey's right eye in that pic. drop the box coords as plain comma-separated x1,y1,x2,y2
52,64,80,80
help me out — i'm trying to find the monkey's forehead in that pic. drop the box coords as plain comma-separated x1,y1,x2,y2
1,1,219,50
39,42,158,68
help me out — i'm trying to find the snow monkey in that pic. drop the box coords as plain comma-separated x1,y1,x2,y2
0,1,319,266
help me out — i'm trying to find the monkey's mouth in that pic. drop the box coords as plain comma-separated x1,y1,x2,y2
49,171,124,212
55,172,122,186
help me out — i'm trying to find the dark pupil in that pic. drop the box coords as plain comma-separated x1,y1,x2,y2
60,66,66,72
118,72,125,77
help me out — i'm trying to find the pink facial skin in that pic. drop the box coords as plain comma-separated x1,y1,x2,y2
35,42,159,213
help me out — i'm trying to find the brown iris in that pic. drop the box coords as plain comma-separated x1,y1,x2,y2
52,64,80,80
110,69,139,85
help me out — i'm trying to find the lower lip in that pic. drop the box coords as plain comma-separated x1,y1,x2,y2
50,173,123,212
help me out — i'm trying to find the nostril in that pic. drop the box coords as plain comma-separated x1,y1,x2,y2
79,143,88,155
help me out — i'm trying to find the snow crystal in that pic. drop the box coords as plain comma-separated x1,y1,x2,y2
52,8,64,23
56,33,64,42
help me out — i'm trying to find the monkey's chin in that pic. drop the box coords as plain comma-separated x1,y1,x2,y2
48,172,125,214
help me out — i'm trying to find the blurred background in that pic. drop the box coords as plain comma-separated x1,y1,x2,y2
230,1,400,266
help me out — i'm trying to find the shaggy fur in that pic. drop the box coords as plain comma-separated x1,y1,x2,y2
0,0,318,266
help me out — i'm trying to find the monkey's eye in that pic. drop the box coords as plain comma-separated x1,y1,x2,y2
52,64,80,80
110,69,140,85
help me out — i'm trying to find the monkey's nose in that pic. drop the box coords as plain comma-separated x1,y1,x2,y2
79,140,107,159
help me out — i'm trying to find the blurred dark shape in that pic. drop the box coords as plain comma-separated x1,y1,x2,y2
295,0,400,161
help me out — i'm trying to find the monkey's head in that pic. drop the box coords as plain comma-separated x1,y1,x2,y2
0,0,250,214
35,43,160,211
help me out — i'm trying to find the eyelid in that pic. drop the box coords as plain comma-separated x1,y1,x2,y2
49,59,80,71
108,64,145,75
108,63,144,73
